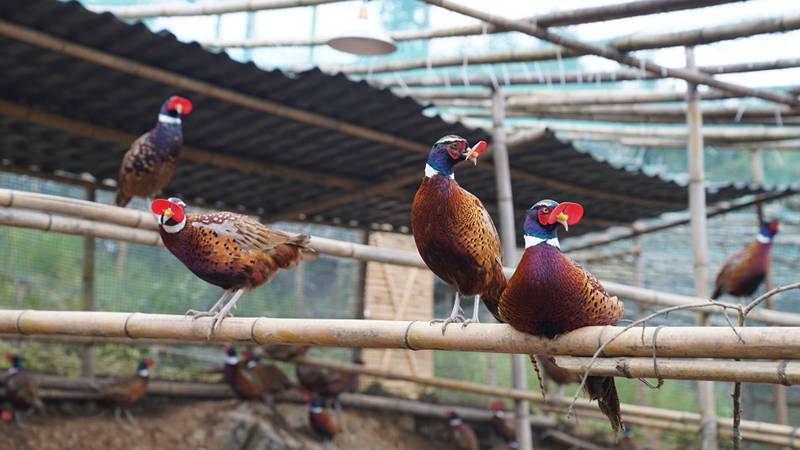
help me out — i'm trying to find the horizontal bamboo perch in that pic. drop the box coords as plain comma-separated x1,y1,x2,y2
200,0,740,47
1,310,800,359
513,123,800,142
1,189,799,326
550,356,800,385
382,57,800,88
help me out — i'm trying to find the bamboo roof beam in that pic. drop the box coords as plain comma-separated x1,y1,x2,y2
382,58,800,88
2,191,799,326
417,1,799,106
550,133,800,149
0,20,429,157
335,11,800,82
0,99,358,190
463,111,800,126
202,0,744,48
511,123,800,143
92,0,347,19
1,310,800,359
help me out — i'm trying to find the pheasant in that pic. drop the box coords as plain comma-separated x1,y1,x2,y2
489,401,518,449
712,220,779,299
261,344,310,362
242,351,294,401
308,397,340,443
447,411,479,450
96,358,153,424
151,198,315,336
618,426,640,450
296,356,362,409
116,96,193,207
535,354,579,397
411,135,505,333
3,353,44,427
498,199,624,432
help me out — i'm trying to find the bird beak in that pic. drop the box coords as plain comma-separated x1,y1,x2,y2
557,212,569,231
163,208,173,219
175,104,183,114
465,140,488,165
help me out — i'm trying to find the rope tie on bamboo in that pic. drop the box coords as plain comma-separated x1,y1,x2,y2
403,321,417,351
640,325,665,389
776,360,791,386
615,359,634,379
122,313,137,339
15,310,31,335
250,317,261,344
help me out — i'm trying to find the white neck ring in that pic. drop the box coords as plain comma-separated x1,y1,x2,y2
425,164,454,179
524,235,560,249
158,114,181,125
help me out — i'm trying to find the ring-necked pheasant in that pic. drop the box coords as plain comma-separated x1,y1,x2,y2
489,401,518,449
308,397,340,444
96,358,153,424
712,220,779,299
447,411,479,450
411,135,505,333
151,198,315,336
242,351,294,402
498,199,624,432
4,353,44,427
116,96,193,207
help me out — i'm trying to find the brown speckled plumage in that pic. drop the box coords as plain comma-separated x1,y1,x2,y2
411,174,506,320
116,131,180,207
160,212,312,291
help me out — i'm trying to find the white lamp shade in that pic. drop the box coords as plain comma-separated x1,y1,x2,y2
327,31,397,56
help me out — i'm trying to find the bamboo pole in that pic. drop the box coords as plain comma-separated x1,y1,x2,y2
512,123,800,142
685,46,718,450
382,58,800,88
461,110,800,126
80,187,96,381
201,0,743,48
418,1,798,106
491,88,532,450
550,356,800,384
3,196,800,326
2,310,800,359
94,0,346,19
556,134,800,149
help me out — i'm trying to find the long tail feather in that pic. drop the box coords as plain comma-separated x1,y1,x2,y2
585,376,623,432
528,354,547,401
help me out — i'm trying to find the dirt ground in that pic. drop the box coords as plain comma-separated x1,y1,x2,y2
0,399,452,450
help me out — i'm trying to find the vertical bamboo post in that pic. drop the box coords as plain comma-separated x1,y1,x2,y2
492,87,533,450
685,46,718,450
81,187,96,380
352,229,369,363
751,149,789,427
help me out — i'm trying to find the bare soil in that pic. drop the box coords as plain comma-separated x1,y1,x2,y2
0,399,452,450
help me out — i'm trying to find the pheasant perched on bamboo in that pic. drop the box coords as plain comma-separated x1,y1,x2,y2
535,355,579,396
447,411,479,450
151,198,315,336
411,135,505,332
712,220,779,299
116,96,193,207
498,199,624,432
489,401,518,449
3,353,44,427
96,358,153,424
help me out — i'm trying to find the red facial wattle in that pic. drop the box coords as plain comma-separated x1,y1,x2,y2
768,221,779,235
4,352,13,362
145,358,155,368
167,96,193,115
548,202,584,226
151,198,185,223
447,143,464,160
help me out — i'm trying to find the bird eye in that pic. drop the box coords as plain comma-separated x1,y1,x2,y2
540,207,550,214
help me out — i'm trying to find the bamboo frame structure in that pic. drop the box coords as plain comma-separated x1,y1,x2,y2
432,88,739,107
512,123,800,142
1,310,800,359
550,134,800,149
382,57,800,88
201,0,742,48
565,191,798,251
418,1,798,106
94,0,346,19
2,190,799,326
464,110,800,126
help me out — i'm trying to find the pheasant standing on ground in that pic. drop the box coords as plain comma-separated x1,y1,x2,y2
618,426,640,450
411,135,506,333
296,356,363,408
489,401,518,449
447,411,479,450
4,353,44,427
223,348,289,426
498,199,624,432
712,220,779,299
308,397,340,444
242,351,294,402
97,358,153,424
116,96,193,207
151,198,315,336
